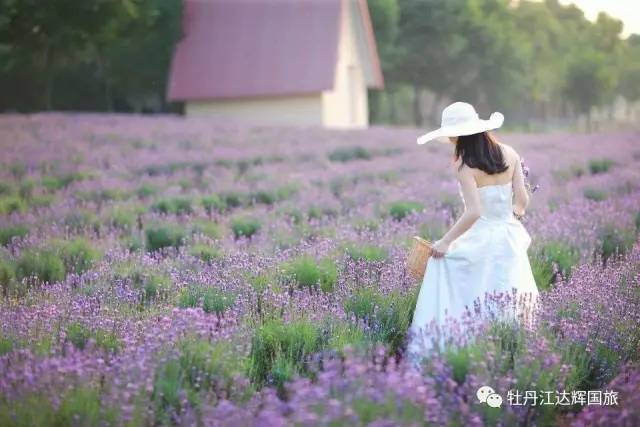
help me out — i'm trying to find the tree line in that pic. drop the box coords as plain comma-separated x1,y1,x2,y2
0,0,182,113
369,0,640,129
1,0,639,130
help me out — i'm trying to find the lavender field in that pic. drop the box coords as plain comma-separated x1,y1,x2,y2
1,113,639,426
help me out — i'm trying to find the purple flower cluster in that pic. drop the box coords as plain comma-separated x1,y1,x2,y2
520,157,540,194
0,114,639,425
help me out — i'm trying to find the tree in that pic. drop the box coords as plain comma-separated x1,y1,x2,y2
0,0,139,110
366,0,400,122
0,0,182,112
562,50,617,131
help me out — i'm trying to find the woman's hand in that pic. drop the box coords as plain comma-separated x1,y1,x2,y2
513,206,525,220
431,239,450,258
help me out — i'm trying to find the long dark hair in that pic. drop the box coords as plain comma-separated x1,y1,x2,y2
454,131,509,174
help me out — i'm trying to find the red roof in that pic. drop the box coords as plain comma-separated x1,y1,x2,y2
167,0,384,101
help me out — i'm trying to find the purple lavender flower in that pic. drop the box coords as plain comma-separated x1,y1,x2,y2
521,157,540,194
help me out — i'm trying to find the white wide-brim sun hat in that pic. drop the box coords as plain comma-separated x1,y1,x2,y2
417,101,505,145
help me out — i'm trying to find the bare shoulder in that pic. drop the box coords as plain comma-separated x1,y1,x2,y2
450,155,464,170
453,158,473,179
497,142,519,163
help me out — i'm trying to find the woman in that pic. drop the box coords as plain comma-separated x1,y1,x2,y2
407,101,539,367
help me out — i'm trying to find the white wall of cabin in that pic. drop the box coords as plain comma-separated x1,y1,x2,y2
185,94,323,126
322,0,369,128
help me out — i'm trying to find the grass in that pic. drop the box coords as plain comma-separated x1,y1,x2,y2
145,223,187,251
343,287,418,355
280,255,338,292
247,318,323,396
344,243,388,263
531,240,580,290
0,224,28,245
588,158,615,175
388,200,424,221
231,216,261,239
583,187,607,201
328,146,372,162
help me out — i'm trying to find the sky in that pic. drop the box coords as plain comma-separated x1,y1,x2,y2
556,0,640,38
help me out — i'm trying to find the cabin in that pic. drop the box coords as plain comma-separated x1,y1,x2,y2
167,0,384,128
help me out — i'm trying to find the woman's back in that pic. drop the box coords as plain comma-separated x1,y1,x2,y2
470,142,517,187
458,142,529,216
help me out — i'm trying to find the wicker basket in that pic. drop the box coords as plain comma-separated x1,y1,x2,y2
407,236,433,282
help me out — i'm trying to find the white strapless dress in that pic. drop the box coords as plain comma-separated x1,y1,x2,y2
406,182,539,364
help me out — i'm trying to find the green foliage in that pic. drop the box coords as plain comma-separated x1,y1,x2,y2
0,259,16,296
140,273,171,304
588,158,615,174
583,187,607,201
63,209,100,233
530,256,555,292
280,207,304,225
189,244,222,262
0,224,28,245
352,217,380,232
0,182,13,196
121,235,144,253
0,0,634,130
485,320,526,374
275,183,298,200
191,220,221,239
66,322,92,350
308,205,338,220
247,185,298,206
19,179,35,200
531,241,580,290
152,358,182,425
145,223,187,251
328,146,372,162
281,255,338,292
151,197,193,215
41,172,88,192
114,263,171,305
220,191,245,209
248,318,323,392
388,200,424,221
0,387,117,427
152,336,251,424
201,194,227,215
95,329,120,353
444,344,476,385
343,287,417,355
0,195,27,215
106,204,146,230
325,319,369,355
344,243,388,263
202,287,237,316
1,0,183,113
563,50,617,120
137,183,160,199
0,335,13,355
16,249,66,285
418,221,445,241
8,162,27,180
598,223,635,264
552,164,585,182
178,285,236,316
231,216,261,239
249,190,277,205
558,340,619,394
58,238,101,274
29,194,55,208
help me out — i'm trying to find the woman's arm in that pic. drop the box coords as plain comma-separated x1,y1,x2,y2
511,149,529,217
431,162,482,257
